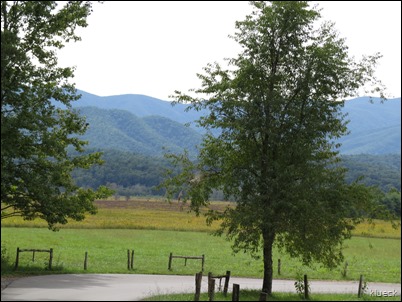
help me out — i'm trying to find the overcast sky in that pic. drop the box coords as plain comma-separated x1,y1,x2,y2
58,1,401,101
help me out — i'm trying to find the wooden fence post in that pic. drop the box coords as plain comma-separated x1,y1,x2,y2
358,275,364,298
232,284,240,301
208,278,215,301
14,247,20,270
49,248,53,270
201,254,205,272
277,259,281,275
223,271,230,296
194,272,202,301
168,252,172,270
127,249,130,270
84,251,88,270
342,261,348,277
207,272,212,296
131,250,134,270
304,274,309,299
14,248,53,270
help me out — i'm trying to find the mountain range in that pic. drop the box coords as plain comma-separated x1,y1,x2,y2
70,90,401,156
76,106,201,157
74,90,207,126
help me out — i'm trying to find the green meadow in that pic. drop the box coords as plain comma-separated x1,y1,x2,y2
1,198,401,284
1,227,401,284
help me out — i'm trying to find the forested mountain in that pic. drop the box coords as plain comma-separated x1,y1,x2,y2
68,91,400,215
75,107,202,157
71,91,401,155
73,90,207,126
338,97,401,154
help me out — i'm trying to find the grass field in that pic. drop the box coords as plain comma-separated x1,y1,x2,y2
2,198,401,238
1,228,400,283
1,198,401,285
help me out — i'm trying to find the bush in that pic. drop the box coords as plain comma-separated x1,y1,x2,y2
1,244,12,272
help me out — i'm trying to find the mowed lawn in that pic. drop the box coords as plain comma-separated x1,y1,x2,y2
1,198,401,283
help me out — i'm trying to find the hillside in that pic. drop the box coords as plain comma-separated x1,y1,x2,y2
75,107,202,157
341,153,401,191
71,91,401,155
73,90,207,126
338,97,401,154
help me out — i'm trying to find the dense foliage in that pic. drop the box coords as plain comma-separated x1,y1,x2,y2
1,1,111,230
341,154,400,191
162,1,388,294
72,149,170,197
73,149,400,200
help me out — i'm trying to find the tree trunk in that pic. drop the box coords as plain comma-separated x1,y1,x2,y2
262,230,275,295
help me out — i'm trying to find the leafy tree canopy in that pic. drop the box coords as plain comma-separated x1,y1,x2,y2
162,1,390,294
1,1,111,230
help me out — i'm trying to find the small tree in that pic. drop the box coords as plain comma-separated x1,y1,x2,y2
162,1,386,294
1,1,111,230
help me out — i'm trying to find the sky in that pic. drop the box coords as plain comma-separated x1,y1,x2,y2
58,1,401,101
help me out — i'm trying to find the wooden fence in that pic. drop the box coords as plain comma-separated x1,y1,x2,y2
168,252,205,271
14,247,53,270
208,271,231,296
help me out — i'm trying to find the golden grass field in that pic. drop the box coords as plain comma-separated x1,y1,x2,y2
1,197,400,239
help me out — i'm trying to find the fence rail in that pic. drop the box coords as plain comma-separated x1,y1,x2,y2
14,247,53,270
168,252,205,271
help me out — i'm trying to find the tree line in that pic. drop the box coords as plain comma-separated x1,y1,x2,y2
72,149,401,216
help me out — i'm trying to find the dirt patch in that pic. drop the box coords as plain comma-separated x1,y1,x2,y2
95,199,231,212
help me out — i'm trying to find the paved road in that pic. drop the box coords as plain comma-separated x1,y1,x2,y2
1,274,401,301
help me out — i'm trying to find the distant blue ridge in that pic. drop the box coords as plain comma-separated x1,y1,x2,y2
54,90,400,155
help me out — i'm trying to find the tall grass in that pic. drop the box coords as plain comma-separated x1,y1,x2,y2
1,199,221,232
1,198,400,238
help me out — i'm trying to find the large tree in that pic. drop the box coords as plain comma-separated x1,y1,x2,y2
1,1,111,230
163,1,387,294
